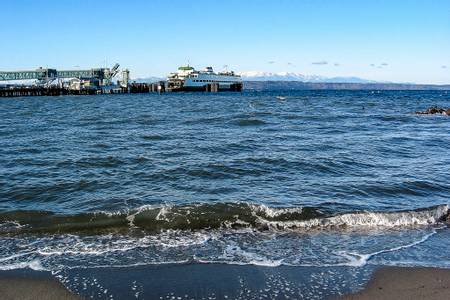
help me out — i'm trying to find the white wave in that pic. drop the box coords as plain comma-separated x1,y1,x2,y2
222,218,252,229
30,234,145,257
124,203,174,226
370,260,450,268
0,221,27,231
1,205,447,272
259,205,448,230
219,244,283,267
1,226,445,270
142,230,212,248
30,230,212,258
155,205,172,222
0,259,46,271
124,204,154,226
336,225,444,267
0,251,36,263
249,203,304,218
60,259,192,270
52,203,449,232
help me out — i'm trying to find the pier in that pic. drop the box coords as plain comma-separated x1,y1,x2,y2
0,64,169,97
0,64,242,98
0,83,166,98
0,86,93,97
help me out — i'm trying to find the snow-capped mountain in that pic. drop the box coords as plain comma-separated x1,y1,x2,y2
133,72,378,84
132,76,165,83
238,71,376,83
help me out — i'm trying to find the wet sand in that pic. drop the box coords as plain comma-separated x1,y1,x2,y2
0,270,82,300
0,264,371,299
341,267,450,300
2,266,449,299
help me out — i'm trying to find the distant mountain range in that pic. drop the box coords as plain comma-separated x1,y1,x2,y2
131,72,450,90
244,81,450,91
132,76,165,83
237,71,378,83
132,72,378,84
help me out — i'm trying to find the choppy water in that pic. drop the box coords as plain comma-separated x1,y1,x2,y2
1,90,450,299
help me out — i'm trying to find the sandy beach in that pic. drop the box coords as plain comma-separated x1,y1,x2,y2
341,267,450,300
0,270,81,300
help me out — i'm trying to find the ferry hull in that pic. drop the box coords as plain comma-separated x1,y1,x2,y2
168,83,243,92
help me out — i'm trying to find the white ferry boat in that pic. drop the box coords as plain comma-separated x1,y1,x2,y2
167,66,242,92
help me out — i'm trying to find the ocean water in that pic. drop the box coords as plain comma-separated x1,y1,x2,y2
1,90,449,299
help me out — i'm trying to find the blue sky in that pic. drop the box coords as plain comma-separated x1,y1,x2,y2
1,0,449,83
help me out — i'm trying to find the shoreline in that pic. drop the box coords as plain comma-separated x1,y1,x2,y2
340,267,450,300
0,264,372,299
1,265,449,299
0,269,82,300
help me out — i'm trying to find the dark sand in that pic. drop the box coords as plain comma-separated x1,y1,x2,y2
0,269,82,300
1,266,449,299
59,263,376,299
341,267,450,300
1,264,372,299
